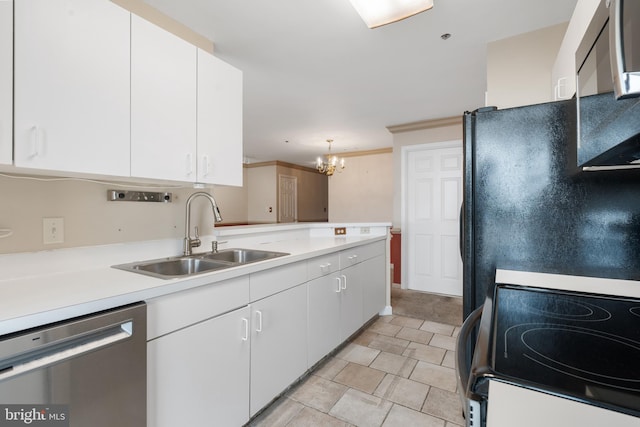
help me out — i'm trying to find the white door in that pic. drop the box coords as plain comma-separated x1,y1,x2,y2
404,141,463,296
278,174,297,223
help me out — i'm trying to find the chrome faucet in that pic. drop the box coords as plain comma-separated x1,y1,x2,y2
183,191,223,256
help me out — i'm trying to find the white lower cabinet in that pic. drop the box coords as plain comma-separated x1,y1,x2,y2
307,272,342,367
148,305,251,427
362,255,386,320
250,283,308,416
338,264,364,341
147,239,388,425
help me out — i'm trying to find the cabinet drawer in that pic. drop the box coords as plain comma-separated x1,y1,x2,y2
340,240,386,268
307,252,340,280
147,276,250,340
250,261,307,301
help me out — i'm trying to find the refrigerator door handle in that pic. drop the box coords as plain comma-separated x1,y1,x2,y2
459,202,464,260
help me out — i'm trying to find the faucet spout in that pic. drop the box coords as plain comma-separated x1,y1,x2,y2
183,191,223,256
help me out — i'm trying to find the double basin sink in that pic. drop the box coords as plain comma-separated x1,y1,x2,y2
113,248,289,279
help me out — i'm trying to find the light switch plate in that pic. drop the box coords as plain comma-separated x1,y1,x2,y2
43,217,64,244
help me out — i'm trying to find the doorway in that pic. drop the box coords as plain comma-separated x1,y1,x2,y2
278,174,297,223
402,141,462,296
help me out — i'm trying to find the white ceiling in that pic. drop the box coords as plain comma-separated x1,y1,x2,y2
143,0,578,167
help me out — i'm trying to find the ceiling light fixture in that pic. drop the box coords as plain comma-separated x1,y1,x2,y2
348,0,434,29
316,139,345,176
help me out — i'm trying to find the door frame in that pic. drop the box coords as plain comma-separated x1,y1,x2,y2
400,139,462,291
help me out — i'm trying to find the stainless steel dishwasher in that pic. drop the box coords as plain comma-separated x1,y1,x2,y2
0,303,146,427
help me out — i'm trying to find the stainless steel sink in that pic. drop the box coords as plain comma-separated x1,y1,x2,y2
113,248,289,279
131,258,231,277
200,248,289,264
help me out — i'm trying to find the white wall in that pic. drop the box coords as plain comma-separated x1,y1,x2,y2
486,22,568,109
328,151,393,223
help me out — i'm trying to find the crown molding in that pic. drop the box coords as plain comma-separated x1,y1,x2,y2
386,116,461,134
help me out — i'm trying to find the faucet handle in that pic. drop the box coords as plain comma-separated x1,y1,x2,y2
194,226,199,239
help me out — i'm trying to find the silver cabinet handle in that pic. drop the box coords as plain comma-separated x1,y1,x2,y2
242,318,249,341
255,310,263,333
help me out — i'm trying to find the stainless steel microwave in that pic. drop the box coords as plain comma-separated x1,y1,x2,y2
576,0,640,171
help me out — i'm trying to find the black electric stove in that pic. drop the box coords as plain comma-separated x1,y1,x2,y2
491,285,640,417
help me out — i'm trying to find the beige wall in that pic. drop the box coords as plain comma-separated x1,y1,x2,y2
328,151,393,223
486,22,568,109
276,164,328,222
0,173,246,254
391,119,463,228
247,165,278,223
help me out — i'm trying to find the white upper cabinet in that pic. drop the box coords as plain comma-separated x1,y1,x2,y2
0,0,11,165
131,15,197,182
13,0,130,176
197,50,243,186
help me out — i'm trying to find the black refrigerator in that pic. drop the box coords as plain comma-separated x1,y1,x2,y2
461,97,640,318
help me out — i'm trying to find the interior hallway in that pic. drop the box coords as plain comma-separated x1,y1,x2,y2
248,284,464,427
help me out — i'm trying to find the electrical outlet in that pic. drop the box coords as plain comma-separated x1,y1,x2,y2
334,227,346,235
360,227,370,234
43,217,64,244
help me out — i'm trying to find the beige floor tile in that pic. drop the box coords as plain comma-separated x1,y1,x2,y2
370,351,417,378
410,361,457,392
402,342,446,364
442,350,456,369
368,334,410,355
352,330,379,347
336,343,380,366
333,362,386,394
376,315,394,324
381,404,445,427
367,321,403,337
315,357,349,380
389,315,424,329
329,388,393,427
452,326,461,338
288,375,348,412
420,320,456,336
422,388,465,426
429,334,457,351
287,406,354,427
396,326,433,344
446,422,464,427
249,397,304,427
374,374,430,411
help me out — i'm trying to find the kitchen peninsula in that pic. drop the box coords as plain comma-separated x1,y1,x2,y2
0,222,391,426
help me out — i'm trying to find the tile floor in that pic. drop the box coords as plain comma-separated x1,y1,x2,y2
248,310,464,427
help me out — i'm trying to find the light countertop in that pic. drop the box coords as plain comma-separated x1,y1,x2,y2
0,223,390,335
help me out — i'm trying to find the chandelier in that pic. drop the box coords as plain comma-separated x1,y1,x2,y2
316,139,345,176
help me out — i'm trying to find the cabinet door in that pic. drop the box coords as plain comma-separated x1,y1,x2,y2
131,15,197,182
148,306,251,427
197,49,243,185
14,0,130,175
362,255,386,320
250,284,307,416
307,273,342,367
339,265,364,341
0,0,11,165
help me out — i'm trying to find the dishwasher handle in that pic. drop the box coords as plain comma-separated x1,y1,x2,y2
0,321,133,382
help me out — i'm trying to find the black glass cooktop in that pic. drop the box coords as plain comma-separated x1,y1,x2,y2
492,285,640,417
